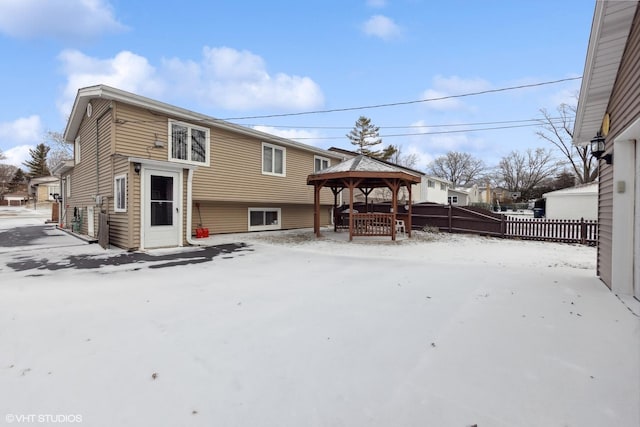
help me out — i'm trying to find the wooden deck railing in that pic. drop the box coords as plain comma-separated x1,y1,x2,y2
352,213,393,236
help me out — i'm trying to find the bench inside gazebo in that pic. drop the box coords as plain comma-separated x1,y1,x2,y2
307,155,421,241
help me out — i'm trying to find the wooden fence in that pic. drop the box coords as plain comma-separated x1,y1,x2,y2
338,202,597,245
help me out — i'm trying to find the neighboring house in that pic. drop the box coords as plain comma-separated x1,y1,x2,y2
60,85,342,250
542,183,598,221
28,176,60,207
573,0,639,298
447,188,469,206
1,192,28,206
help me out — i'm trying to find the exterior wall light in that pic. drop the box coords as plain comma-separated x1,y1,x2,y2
590,133,613,164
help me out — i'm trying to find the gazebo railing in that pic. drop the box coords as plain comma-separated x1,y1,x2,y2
352,213,393,236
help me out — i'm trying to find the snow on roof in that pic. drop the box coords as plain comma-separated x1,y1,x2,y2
543,182,598,197
317,155,413,174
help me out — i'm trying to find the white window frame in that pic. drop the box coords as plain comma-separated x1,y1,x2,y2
314,155,331,172
440,182,447,190
428,180,435,188
248,208,282,231
168,120,210,166
74,137,81,164
114,174,127,213
65,176,71,197
262,142,286,176
47,185,60,201
448,195,458,205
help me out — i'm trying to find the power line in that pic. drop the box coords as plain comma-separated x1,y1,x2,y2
292,122,546,140
222,76,582,121
248,116,573,130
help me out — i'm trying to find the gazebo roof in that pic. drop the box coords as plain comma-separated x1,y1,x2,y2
307,155,421,187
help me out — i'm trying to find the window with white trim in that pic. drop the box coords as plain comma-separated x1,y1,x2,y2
427,180,435,188
168,120,210,166
47,185,60,201
440,182,447,190
448,195,458,205
262,143,285,176
74,137,81,164
314,155,330,172
114,174,127,212
248,208,281,231
65,176,71,197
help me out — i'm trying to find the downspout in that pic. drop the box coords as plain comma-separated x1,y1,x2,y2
185,167,207,246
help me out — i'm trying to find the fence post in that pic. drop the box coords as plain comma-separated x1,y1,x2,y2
501,214,505,238
448,205,452,233
580,217,586,245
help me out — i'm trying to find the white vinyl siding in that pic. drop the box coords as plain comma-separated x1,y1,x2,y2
168,120,210,166
262,143,286,176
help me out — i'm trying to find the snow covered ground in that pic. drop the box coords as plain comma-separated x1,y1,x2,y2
1,206,639,427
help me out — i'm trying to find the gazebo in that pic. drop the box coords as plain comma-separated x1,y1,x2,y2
307,155,421,241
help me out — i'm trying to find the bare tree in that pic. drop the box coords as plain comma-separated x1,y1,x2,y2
497,148,559,199
386,145,419,169
537,103,596,184
0,164,17,195
427,151,486,187
44,130,72,172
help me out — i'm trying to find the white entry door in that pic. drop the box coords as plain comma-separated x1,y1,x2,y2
143,169,180,249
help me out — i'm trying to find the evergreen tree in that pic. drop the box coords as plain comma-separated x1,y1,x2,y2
23,143,51,177
346,116,382,157
8,168,26,192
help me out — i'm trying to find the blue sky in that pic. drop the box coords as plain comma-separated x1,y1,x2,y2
0,0,595,170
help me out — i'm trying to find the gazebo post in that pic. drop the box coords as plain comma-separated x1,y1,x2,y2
407,182,413,237
391,180,398,241
314,183,321,237
348,179,354,241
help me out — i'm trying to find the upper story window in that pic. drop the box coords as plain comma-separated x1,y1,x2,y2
262,142,286,176
427,180,435,188
74,137,81,164
314,156,330,172
440,182,447,191
169,120,210,166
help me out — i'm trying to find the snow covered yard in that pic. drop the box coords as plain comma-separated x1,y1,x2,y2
1,207,639,427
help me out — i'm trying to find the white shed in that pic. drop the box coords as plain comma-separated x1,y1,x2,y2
542,182,598,220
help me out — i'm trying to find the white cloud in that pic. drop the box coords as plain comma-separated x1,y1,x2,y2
4,145,33,168
0,0,126,40
57,49,164,117
0,115,43,144
362,15,402,40
162,46,324,111
57,47,325,117
252,126,324,146
421,75,492,112
0,116,42,167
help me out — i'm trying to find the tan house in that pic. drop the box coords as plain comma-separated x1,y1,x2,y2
573,0,639,299
28,176,60,209
58,85,342,250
